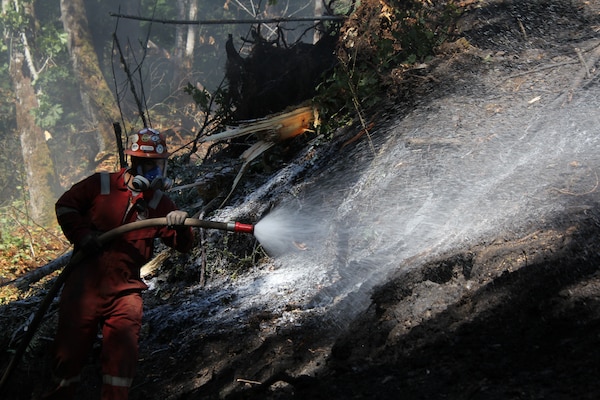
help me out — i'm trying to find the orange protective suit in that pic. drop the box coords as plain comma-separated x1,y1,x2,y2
46,168,194,400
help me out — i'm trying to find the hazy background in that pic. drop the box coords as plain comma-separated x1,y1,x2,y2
0,0,334,210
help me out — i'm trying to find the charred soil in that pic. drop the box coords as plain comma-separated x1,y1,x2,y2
136,1,600,399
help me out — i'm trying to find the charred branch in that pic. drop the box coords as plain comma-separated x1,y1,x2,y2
225,32,338,120
108,13,346,26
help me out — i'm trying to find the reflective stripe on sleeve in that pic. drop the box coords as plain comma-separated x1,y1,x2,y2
103,374,133,388
56,206,79,218
100,172,110,195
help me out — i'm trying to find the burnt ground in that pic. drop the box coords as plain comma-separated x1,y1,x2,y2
138,1,600,399
3,0,600,399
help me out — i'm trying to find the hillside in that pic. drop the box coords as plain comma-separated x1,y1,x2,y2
2,1,600,399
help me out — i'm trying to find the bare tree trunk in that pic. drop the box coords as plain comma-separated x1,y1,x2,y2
12,58,59,226
167,0,196,96
60,0,120,164
184,0,198,69
314,0,323,43
172,0,186,89
2,0,60,226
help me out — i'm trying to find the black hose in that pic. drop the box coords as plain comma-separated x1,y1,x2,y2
0,217,250,393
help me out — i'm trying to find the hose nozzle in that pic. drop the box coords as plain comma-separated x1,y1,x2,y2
226,221,255,234
174,219,254,234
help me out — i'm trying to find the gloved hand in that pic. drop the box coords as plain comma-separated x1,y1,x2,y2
79,232,103,254
166,210,188,227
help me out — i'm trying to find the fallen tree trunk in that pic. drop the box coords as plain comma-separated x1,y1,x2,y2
9,252,72,291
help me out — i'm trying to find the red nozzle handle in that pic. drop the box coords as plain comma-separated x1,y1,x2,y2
233,222,254,234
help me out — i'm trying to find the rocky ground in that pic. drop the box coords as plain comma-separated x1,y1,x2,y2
2,0,600,399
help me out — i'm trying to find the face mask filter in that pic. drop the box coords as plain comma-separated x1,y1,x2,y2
131,164,173,191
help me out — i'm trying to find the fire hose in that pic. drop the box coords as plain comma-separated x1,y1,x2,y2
0,217,254,393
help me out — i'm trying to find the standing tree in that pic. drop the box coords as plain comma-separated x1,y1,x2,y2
60,0,120,163
184,0,198,70
1,0,59,226
171,0,198,96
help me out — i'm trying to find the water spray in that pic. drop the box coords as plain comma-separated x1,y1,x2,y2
0,217,254,394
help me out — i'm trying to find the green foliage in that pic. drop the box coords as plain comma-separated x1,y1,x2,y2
0,196,66,305
184,82,234,127
138,0,178,48
37,24,68,59
0,3,30,33
34,103,63,130
184,83,211,110
32,66,79,130
314,1,459,135
0,197,28,251
0,59,16,134
0,0,80,187
0,108,23,205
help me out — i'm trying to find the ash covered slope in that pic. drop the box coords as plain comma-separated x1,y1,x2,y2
136,1,600,399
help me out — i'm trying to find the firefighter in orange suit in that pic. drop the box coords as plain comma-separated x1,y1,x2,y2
44,128,194,400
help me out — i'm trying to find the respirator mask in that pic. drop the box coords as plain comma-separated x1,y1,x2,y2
130,159,173,191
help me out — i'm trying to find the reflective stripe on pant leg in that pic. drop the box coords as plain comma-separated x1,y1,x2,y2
100,291,143,399
59,375,81,387
101,377,131,400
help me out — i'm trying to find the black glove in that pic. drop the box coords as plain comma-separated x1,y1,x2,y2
79,232,103,254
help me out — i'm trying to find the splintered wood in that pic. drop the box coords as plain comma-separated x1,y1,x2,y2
200,106,317,208
201,106,315,144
